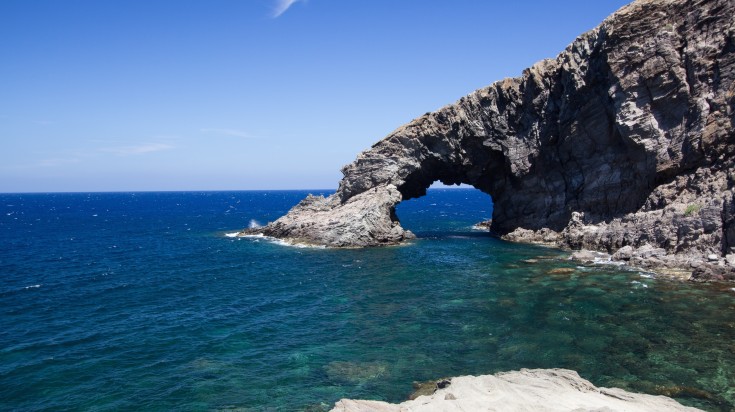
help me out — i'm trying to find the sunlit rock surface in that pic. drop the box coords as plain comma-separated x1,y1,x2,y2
330,369,701,412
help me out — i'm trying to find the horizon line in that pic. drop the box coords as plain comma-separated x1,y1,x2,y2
0,186,476,195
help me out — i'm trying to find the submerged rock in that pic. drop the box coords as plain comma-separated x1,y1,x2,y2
330,368,701,411
243,0,735,280
324,361,389,384
548,267,576,275
408,379,451,401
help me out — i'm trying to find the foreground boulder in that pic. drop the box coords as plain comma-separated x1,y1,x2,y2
330,368,701,412
242,0,735,279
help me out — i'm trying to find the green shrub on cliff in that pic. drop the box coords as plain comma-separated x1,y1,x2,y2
684,204,701,216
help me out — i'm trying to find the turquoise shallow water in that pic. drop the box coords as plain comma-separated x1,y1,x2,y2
1,189,734,411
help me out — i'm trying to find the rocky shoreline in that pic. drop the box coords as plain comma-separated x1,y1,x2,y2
329,368,702,411
498,164,735,281
501,224,735,282
472,217,731,280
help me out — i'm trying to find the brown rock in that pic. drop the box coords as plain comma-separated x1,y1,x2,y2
548,268,576,275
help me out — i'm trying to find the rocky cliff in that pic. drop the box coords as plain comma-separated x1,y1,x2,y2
243,0,735,279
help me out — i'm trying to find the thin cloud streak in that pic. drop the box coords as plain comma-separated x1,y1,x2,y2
28,142,174,168
98,143,175,156
200,128,254,138
272,0,303,18
35,157,82,168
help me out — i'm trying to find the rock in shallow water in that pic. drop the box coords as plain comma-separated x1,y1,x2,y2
241,185,414,247
329,368,702,412
325,361,389,384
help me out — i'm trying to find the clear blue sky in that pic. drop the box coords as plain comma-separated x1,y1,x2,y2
1,0,630,192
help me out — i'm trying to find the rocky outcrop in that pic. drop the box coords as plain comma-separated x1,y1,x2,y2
329,368,701,411
242,0,735,279
244,186,414,247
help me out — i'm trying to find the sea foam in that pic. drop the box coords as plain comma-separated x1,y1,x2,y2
236,232,325,249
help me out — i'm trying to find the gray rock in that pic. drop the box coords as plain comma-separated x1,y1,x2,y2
612,245,634,261
243,0,735,280
472,219,492,231
242,185,414,247
330,368,701,412
692,263,735,281
727,254,735,267
571,250,609,264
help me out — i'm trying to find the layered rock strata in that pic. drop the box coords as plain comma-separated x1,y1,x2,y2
329,368,701,412
242,0,735,279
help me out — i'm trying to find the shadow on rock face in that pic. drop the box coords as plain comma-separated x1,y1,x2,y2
242,0,735,281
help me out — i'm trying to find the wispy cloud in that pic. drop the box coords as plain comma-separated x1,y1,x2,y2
34,142,172,166
36,157,82,168
272,0,304,18
98,143,174,156
200,128,254,139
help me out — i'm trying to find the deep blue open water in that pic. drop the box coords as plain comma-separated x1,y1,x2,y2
1,189,734,411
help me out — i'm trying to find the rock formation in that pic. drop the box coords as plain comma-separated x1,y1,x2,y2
329,368,701,411
242,0,735,279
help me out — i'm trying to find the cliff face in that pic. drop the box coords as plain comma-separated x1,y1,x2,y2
244,0,735,278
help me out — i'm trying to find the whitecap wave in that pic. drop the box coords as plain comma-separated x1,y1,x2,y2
248,219,262,229
228,231,326,249
631,280,649,288
24,284,41,289
269,238,326,249
592,256,626,266
239,233,265,238
241,233,325,249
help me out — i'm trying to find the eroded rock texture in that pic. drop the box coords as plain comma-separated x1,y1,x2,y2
244,0,735,278
329,368,701,412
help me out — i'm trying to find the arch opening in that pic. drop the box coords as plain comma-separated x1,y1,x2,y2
394,180,494,239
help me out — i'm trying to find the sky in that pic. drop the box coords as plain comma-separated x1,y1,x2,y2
0,0,631,192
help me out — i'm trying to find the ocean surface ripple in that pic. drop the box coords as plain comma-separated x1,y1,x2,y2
1,190,733,411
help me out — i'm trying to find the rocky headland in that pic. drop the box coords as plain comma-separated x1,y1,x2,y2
329,368,701,411
241,0,735,280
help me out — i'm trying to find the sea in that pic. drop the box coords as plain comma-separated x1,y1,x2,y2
1,189,734,411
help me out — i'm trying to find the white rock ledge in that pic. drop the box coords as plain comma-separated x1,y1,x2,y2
330,368,701,412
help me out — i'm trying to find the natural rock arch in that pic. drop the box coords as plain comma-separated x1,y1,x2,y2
243,0,735,279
